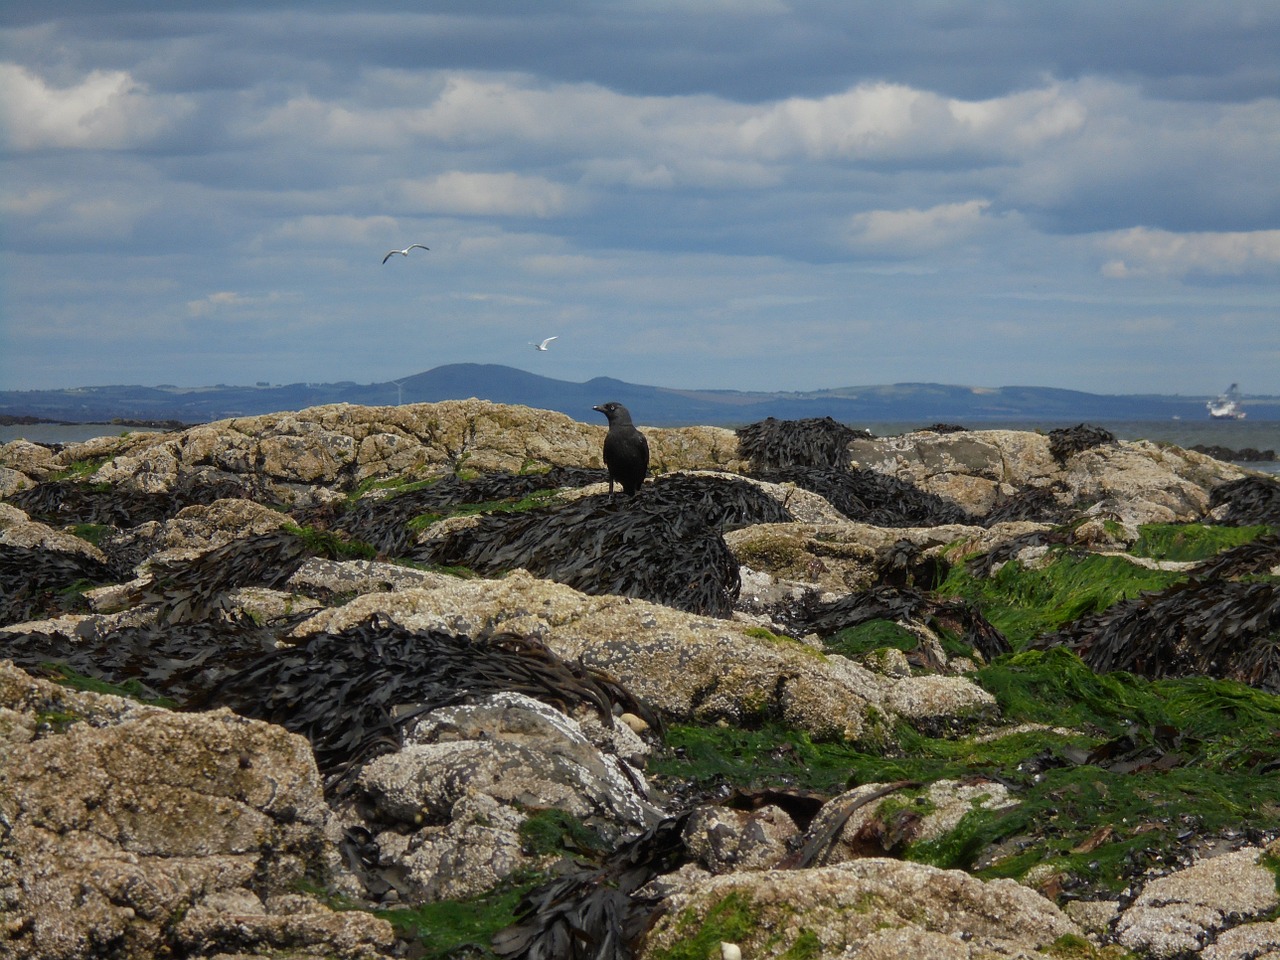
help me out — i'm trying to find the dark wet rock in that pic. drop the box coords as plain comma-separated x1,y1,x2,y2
1192,443,1277,463
735,416,871,472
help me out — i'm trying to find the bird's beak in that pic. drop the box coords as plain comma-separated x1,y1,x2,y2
592,404,604,413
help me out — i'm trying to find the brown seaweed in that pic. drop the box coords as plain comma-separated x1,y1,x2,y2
0,543,116,623
138,529,315,623
1045,573,1280,692
735,416,871,472
493,813,692,960
1209,475,1280,527
332,467,608,555
413,479,754,617
1047,423,1117,464
199,617,659,791
758,465,970,526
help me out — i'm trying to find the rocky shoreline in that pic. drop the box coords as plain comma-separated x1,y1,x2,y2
2,399,1280,960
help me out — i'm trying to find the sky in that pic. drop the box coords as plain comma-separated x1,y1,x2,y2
2,2,1279,398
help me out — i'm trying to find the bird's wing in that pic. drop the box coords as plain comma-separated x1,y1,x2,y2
382,251,397,264
544,336,558,345
409,244,429,252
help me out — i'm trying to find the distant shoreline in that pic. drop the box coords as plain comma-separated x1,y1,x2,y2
0,414,194,431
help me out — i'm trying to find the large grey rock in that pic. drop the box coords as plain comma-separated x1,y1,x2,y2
1115,845,1279,958
293,570,995,744
849,429,1245,523
0,661,391,960
355,692,664,901
640,857,1081,960
85,400,744,495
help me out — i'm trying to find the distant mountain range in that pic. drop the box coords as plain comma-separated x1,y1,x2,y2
2,364,1277,427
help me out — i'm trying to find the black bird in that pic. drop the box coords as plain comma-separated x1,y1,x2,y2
593,402,649,496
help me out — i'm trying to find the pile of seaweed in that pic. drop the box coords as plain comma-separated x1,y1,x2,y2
1211,475,1280,527
735,416,871,471
0,542,119,624
328,467,607,555
413,474,794,616
757,465,970,526
7,472,278,527
201,617,659,790
734,416,969,526
1047,423,1117,464
0,604,658,794
493,813,693,960
1044,535,1280,691
776,583,1011,667
0,615,282,705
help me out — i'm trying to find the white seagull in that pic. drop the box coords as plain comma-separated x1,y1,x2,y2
531,337,558,351
382,244,429,264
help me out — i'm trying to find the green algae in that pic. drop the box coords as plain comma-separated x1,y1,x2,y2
937,550,1185,650
824,620,918,659
375,877,537,960
517,808,610,857
406,489,562,531
652,648,1280,895
1130,523,1270,562
648,891,760,960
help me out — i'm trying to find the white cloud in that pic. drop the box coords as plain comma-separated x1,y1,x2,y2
736,81,1086,161
1099,227,1280,279
0,63,194,150
187,291,250,317
397,171,572,218
846,200,996,254
269,214,403,246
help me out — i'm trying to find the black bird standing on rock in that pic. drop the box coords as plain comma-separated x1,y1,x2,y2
593,401,649,496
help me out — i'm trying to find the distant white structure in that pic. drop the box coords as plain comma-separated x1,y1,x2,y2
382,244,429,264
1207,383,1247,420
531,337,558,351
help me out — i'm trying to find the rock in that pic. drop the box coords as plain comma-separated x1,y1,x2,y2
795,779,1017,866
354,692,664,901
87,400,744,497
291,570,991,744
0,502,106,562
1115,845,1279,958
849,429,1244,523
640,858,1081,960
682,804,800,873
0,660,389,960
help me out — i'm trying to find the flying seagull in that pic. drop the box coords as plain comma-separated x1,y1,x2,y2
531,337,558,351
382,244,429,264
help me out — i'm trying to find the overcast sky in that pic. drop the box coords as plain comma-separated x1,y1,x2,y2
3,2,1279,398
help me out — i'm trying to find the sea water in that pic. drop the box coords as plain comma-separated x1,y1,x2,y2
3,418,1278,474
